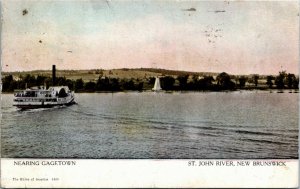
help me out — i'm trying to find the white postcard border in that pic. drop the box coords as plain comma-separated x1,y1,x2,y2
1,158,298,188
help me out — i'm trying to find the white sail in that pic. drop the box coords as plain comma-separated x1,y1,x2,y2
152,77,162,91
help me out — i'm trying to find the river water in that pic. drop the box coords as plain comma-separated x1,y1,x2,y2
1,91,298,159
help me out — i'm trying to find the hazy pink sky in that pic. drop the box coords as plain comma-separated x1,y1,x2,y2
2,0,299,75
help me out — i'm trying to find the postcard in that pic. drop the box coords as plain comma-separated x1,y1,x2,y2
1,0,299,188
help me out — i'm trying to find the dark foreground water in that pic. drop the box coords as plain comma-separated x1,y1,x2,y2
1,91,298,159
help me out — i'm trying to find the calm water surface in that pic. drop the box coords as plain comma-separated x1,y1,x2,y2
1,91,298,158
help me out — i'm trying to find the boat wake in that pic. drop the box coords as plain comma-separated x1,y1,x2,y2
16,104,71,113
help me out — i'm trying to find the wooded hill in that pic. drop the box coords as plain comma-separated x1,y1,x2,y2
1,68,298,92
2,68,219,82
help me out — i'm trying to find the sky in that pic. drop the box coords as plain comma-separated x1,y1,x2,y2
1,0,299,75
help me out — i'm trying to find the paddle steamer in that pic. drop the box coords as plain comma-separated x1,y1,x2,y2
13,65,75,109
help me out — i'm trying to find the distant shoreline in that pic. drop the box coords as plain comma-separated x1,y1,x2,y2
2,69,298,93
2,88,298,95
2,68,298,80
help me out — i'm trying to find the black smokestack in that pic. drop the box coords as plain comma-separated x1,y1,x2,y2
52,65,56,86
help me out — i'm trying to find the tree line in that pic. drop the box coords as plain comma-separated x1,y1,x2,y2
1,71,298,92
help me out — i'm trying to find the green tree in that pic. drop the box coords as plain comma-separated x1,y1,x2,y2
75,78,84,92
23,74,36,88
198,76,214,90
192,75,199,83
189,75,199,90
84,81,96,92
56,77,67,86
253,75,259,87
287,73,296,89
96,76,109,91
293,77,299,89
177,75,189,90
2,75,15,92
65,79,75,90
36,75,47,86
266,75,274,88
216,72,235,90
123,79,135,90
238,76,247,88
275,71,286,89
109,78,120,91
148,77,156,86
161,76,175,90
44,77,53,88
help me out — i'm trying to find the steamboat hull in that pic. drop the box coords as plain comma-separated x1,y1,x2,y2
13,99,75,110
13,86,75,110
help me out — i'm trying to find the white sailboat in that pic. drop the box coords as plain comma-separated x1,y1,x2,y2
152,77,162,91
